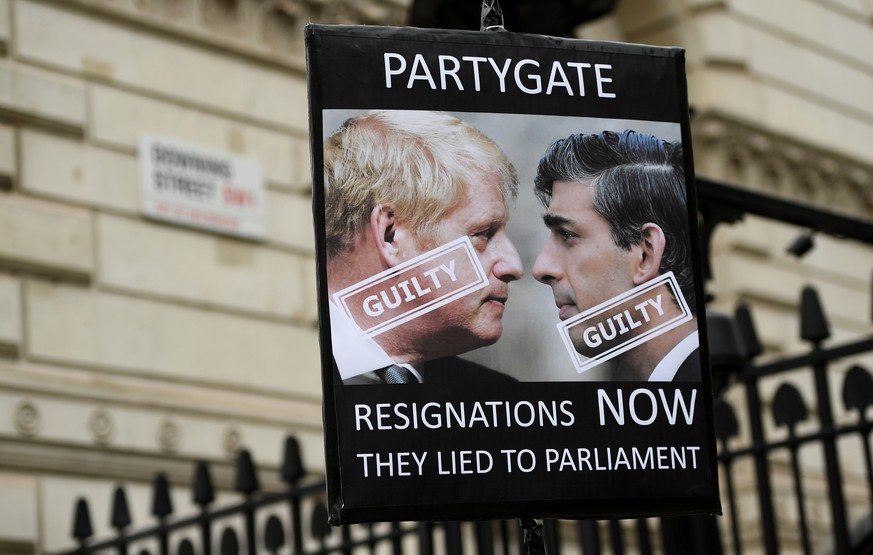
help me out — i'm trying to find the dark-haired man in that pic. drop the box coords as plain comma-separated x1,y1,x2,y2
533,130,701,381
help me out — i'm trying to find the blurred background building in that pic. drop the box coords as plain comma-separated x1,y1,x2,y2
0,0,872,553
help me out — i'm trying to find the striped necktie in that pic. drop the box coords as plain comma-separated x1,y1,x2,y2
376,364,417,384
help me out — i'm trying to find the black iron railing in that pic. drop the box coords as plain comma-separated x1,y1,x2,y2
716,292,873,555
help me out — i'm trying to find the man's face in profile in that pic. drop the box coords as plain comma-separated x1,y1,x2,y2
534,180,637,327
405,169,524,353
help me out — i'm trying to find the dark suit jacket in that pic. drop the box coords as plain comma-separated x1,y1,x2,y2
672,347,702,381
419,356,517,386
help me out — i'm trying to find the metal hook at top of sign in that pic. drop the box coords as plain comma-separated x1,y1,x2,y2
480,0,506,31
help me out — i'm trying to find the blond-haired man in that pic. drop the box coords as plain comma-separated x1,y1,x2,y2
323,111,523,385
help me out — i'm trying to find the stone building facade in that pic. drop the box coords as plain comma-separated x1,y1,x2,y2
0,0,871,553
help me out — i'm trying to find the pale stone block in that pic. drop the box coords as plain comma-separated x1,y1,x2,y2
301,258,319,324
630,26,688,51
0,124,15,179
20,129,138,212
614,0,681,35
729,0,873,72
39,477,115,552
822,0,873,17
689,68,873,164
760,85,873,165
0,195,93,278
293,139,312,189
688,69,763,120
267,190,314,253
714,215,794,258
694,11,748,66
577,15,625,42
803,232,873,286
714,253,869,330
15,0,308,131
0,275,20,354
297,428,326,473
90,85,306,191
0,63,85,129
97,214,305,319
26,283,322,397
0,0,10,46
743,25,873,120
0,473,37,542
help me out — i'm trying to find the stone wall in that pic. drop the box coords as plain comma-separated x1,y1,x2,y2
0,0,407,552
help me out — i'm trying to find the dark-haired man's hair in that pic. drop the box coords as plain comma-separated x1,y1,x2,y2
534,130,695,312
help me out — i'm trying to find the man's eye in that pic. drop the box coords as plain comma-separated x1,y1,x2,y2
473,227,496,240
556,228,575,242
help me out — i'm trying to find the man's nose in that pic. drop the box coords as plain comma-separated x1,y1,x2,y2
493,235,524,282
533,240,561,283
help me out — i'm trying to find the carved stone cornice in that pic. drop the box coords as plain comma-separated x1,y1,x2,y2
692,112,873,219
45,0,410,70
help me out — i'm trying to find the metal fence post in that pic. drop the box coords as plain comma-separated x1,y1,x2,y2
151,473,173,555
110,486,131,555
235,449,260,555
800,287,850,554
193,461,215,555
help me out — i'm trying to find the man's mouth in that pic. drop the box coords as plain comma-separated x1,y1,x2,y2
556,301,577,320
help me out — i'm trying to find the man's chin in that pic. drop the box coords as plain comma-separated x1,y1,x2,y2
458,325,504,353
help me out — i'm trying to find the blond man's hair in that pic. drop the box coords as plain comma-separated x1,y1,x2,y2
323,111,518,258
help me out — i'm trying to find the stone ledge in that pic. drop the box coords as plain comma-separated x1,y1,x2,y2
16,0,309,130
0,63,86,133
97,213,309,322
36,0,409,72
0,361,322,428
24,282,323,398
693,111,873,219
0,275,20,357
0,391,325,473
0,194,94,281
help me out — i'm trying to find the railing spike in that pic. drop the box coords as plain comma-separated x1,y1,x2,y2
706,308,745,395
772,383,809,431
843,364,873,414
264,515,285,553
220,527,239,555
800,286,831,343
72,497,93,542
310,503,331,540
110,485,132,530
734,303,763,360
192,461,215,507
713,400,739,442
177,538,195,555
281,436,306,485
151,472,174,519
234,449,260,495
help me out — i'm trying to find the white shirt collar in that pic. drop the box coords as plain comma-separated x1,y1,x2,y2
328,302,423,382
329,301,394,380
648,331,700,382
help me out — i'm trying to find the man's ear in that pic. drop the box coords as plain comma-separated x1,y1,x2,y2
369,204,402,267
632,223,666,285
